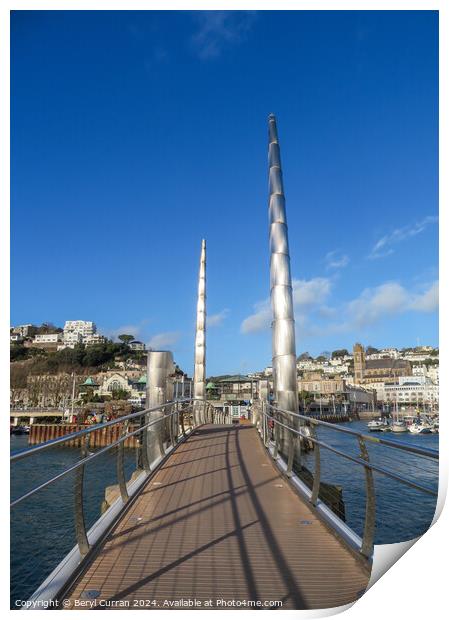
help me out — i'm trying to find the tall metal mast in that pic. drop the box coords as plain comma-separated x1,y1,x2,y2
193,239,206,417
268,114,298,419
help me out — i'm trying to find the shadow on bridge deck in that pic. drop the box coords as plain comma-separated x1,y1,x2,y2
63,424,370,610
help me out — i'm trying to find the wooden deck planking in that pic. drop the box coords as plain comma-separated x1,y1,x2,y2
64,425,370,610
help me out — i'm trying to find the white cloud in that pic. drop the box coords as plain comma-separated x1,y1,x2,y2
208,308,230,327
241,300,271,334
409,281,439,312
192,11,257,59
325,250,349,270
241,277,332,334
292,277,332,306
332,280,439,332
368,215,438,259
345,282,410,327
241,277,438,337
147,331,181,350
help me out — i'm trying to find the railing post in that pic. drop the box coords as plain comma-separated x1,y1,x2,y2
117,420,130,503
310,424,321,506
286,430,295,477
262,403,268,446
180,404,186,436
140,415,151,472
168,403,174,447
358,436,376,558
74,434,90,556
273,414,280,460
174,400,180,441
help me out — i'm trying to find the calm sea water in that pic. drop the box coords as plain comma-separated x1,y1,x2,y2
10,421,439,606
301,420,438,544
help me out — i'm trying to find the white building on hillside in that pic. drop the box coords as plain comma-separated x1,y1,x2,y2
34,333,62,344
64,320,96,338
12,324,37,337
61,320,104,348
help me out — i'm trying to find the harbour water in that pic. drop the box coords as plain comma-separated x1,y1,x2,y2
301,420,438,544
10,422,438,606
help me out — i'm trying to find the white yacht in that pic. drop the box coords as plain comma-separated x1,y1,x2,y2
408,420,432,434
391,420,407,433
367,417,390,432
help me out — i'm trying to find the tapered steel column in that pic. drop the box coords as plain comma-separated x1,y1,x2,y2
268,114,299,423
146,350,174,463
193,239,206,424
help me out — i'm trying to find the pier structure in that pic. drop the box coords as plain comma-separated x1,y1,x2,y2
10,117,439,611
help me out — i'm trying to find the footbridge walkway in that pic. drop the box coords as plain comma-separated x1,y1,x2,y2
11,399,438,611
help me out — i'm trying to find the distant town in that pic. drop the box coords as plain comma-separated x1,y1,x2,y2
10,319,439,418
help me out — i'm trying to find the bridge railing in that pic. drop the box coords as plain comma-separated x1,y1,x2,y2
252,401,439,560
10,398,227,605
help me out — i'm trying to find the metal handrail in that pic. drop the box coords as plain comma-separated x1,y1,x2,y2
11,398,222,564
10,399,201,507
267,403,439,460
10,398,193,462
264,412,438,496
255,401,439,560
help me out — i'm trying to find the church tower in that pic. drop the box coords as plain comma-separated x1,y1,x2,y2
353,343,366,384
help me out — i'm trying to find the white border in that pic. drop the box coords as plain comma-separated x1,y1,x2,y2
2,3,446,619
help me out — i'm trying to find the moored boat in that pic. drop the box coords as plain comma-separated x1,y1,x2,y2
367,417,390,432
391,420,407,433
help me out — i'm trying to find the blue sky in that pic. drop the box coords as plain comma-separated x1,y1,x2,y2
11,10,439,376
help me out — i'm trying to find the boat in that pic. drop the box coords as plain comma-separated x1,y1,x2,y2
391,420,407,433
430,417,439,433
408,419,432,434
391,398,407,432
11,425,30,436
367,417,390,432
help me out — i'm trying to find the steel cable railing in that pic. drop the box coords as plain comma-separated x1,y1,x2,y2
251,401,439,559
10,398,228,606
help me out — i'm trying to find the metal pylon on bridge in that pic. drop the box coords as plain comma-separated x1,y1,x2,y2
193,239,206,424
268,113,299,426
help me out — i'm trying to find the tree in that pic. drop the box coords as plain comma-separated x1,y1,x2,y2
111,388,131,401
365,346,379,355
118,335,135,345
36,322,62,334
297,352,312,361
316,355,327,362
331,349,349,359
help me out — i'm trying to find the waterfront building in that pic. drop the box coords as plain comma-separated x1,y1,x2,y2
212,376,258,401
353,342,412,385
383,380,439,408
78,372,147,406
298,373,346,395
